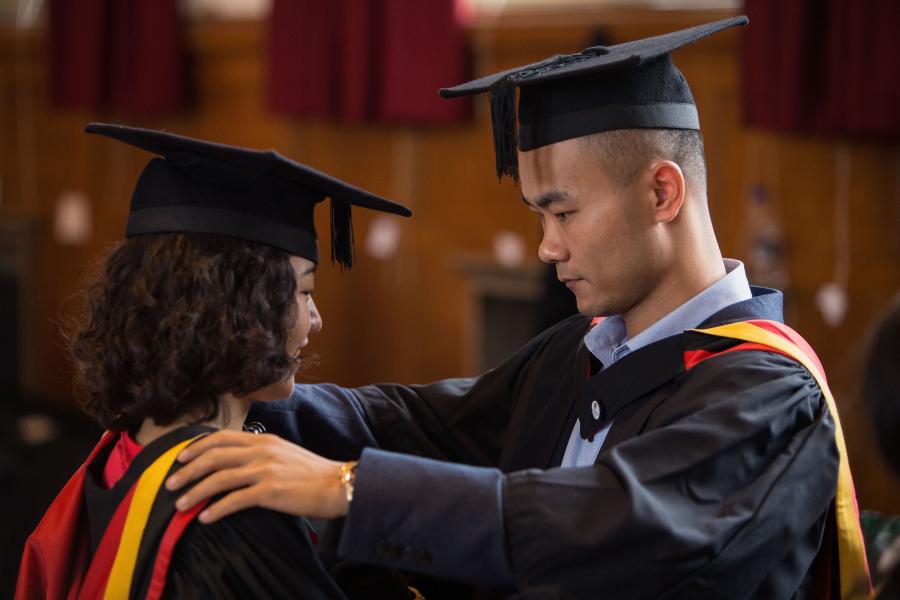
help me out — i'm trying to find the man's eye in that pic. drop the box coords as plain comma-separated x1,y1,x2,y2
555,211,571,222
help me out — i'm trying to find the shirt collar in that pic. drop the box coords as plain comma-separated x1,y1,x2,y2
584,259,752,367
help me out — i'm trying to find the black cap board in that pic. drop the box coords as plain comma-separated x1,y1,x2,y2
440,16,748,181
85,123,411,269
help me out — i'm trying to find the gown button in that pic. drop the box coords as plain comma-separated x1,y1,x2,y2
591,400,601,420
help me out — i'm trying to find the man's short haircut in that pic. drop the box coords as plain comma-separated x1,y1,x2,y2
579,128,707,193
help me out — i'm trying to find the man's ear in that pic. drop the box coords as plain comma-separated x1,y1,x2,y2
650,161,686,224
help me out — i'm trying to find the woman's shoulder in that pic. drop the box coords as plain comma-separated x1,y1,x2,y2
163,508,345,599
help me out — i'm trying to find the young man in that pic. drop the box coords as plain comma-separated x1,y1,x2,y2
168,17,869,598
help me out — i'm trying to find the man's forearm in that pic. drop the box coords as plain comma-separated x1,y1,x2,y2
338,448,516,589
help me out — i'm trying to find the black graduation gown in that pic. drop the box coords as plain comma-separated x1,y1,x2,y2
250,288,844,598
21,425,348,600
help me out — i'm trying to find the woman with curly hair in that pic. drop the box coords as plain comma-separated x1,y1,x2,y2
15,124,411,600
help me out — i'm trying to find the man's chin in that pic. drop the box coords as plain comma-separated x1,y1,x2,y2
575,298,601,318
574,294,615,318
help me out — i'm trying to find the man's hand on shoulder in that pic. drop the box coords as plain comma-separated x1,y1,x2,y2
165,430,350,523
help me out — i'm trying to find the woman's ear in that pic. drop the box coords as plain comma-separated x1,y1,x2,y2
650,160,686,223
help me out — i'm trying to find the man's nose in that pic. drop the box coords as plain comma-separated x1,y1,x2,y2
537,224,569,264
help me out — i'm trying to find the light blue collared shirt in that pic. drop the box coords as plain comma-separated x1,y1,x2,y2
560,259,752,467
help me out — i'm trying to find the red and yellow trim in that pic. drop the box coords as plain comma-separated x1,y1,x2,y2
78,484,137,600
687,320,871,600
144,497,209,600
91,435,203,600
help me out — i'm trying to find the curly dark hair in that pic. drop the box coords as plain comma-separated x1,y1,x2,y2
69,233,299,432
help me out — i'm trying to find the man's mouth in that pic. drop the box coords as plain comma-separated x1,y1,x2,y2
559,277,582,289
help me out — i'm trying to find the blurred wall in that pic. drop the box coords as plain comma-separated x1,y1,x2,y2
0,6,898,512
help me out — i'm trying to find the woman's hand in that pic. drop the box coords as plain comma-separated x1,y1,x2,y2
165,430,349,523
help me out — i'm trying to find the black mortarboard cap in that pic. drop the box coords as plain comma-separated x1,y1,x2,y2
440,16,748,181
85,123,412,269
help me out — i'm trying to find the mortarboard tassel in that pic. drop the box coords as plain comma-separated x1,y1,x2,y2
489,76,519,182
330,200,355,270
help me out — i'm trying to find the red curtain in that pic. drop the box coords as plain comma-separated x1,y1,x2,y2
742,0,900,139
267,0,468,124
49,0,185,114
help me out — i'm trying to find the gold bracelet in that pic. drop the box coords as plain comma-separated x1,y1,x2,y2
339,460,359,503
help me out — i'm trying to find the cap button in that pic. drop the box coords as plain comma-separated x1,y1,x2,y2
582,45,609,56
591,400,601,420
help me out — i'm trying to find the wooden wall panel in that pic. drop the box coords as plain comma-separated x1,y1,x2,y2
1,7,898,513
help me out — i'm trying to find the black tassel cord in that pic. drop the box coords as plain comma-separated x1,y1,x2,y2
330,200,355,270
489,76,519,182
487,53,596,182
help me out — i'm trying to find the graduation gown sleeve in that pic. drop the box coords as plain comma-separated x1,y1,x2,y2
337,351,838,598
162,508,346,600
250,314,589,464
